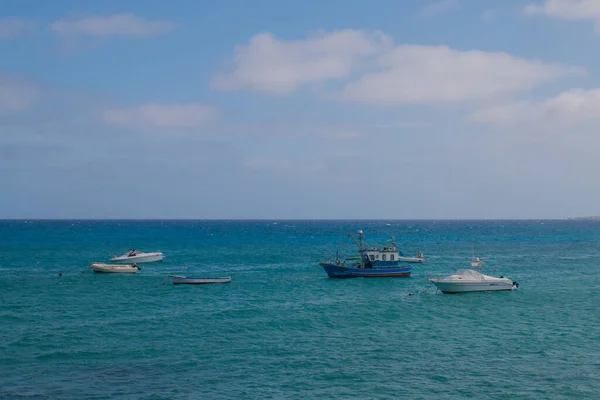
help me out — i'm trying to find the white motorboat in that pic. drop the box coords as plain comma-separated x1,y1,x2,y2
428,269,518,293
110,250,164,263
168,275,231,285
398,252,426,263
90,262,141,273
470,257,483,267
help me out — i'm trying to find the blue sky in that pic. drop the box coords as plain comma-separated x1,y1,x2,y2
1,0,600,219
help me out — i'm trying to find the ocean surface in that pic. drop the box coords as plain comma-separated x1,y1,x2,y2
1,220,600,399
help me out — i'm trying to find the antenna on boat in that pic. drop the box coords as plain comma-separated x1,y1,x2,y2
357,230,363,250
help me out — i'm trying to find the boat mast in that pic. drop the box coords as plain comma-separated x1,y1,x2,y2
357,230,364,251
354,230,365,268
346,230,366,267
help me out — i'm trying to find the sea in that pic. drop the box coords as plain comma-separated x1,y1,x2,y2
1,220,599,399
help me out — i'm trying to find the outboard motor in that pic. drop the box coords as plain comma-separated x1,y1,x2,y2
512,281,519,289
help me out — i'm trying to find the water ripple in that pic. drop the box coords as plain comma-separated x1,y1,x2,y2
1,220,600,398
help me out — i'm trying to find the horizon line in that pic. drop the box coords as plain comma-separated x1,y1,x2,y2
0,217,596,221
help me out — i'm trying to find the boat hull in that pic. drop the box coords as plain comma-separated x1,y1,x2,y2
320,263,412,278
398,257,425,263
90,263,139,273
169,275,231,285
110,253,164,263
429,280,515,293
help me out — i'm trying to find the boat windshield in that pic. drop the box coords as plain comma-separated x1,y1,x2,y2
453,269,483,278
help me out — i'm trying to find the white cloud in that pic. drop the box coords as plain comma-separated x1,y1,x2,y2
212,30,392,94
471,89,600,125
50,14,173,38
0,74,40,111
104,104,218,129
216,30,581,103
0,18,37,38
340,45,582,104
524,0,600,28
421,0,460,17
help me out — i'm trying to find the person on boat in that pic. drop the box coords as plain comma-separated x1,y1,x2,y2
128,250,137,257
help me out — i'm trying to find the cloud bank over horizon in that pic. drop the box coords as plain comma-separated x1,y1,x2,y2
1,1,600,219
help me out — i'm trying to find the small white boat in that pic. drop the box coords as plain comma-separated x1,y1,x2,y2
470,257,483,267
428,269,518,294
398,252,426,263
90,262,141,274
110,250,164,263
168,275,231,285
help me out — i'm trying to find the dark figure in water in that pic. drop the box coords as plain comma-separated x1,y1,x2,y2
59,272,62,277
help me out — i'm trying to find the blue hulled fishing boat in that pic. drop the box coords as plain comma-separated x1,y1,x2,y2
319,230,412,278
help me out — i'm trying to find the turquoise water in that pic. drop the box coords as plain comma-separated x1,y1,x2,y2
1,220,600,399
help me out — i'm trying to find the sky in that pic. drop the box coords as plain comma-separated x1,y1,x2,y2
1,0,600,219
